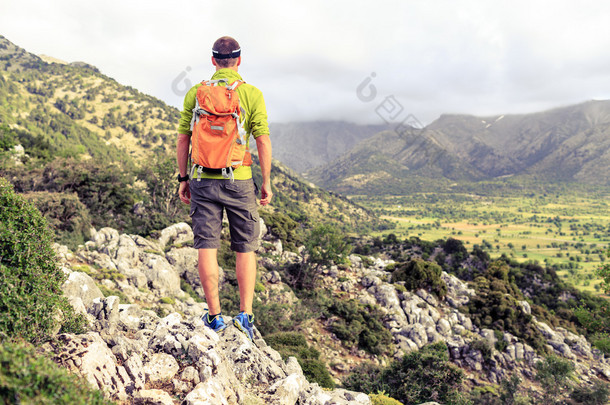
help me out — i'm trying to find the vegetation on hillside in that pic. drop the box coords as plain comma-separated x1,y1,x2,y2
0,176,109,403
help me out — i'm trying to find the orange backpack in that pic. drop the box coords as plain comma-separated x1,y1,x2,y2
189,79,252,180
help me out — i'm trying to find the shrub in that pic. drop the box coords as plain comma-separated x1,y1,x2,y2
343,362,385,394
463,261,547,353
24,191,92,249
306,224,352,266
570,380,610,405
592,333,610,355
324,298,393,355
265,332,334,389
471,338,493,361
0,340,112,404
369,393,404,405
443,237,468,264
259,210,303,252
0,177,86,343
344,343,465,405
391,259,447,299
535,355,575,404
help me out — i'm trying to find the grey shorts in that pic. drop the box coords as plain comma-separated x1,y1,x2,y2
189,179,260,252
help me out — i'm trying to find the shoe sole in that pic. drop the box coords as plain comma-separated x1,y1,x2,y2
233,319,253,341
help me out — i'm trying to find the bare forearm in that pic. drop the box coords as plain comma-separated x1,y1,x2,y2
177,133,191,176
255,134,272,185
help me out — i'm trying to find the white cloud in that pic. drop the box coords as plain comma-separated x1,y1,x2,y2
2,0,610,125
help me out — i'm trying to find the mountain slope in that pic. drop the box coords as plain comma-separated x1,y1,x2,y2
269,121,390,173
0,34,179,163
307,101,610,194
0,35,387,239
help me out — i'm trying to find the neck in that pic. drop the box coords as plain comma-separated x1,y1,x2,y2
216,65,238,72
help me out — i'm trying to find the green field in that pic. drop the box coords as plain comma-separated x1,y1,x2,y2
352,190,610,294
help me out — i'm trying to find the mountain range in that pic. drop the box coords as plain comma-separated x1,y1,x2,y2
303,101,610,194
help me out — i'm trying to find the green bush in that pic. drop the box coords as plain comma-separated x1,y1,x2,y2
306,224,352,266
535,355,575,404
323,298,393,355
0,177,86,343
369,393,404,405
391,258,447,299
570,380,610,405
24,191,92,249
462,261,547,353
344,343,465,405
0,340,112,404
592,333,610,355
259,210,303,252
265,332,334,389
471,338,493,361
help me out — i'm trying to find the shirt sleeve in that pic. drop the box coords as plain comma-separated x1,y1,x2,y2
248,88,270,138
177,85,198,136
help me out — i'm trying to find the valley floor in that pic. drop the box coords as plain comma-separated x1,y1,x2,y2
354,190,610,295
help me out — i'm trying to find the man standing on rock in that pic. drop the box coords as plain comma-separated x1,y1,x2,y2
176,36,272,340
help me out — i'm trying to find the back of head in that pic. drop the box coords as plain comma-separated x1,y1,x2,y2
212,36,241,68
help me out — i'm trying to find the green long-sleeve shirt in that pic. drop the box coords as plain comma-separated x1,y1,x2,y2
178,69,270,180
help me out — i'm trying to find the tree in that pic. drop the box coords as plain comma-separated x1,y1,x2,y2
595,249,610,294
305,224,352,267
535,355,575,404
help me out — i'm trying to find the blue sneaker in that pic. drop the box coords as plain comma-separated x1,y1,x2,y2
203,312,227,333
233,312,255,341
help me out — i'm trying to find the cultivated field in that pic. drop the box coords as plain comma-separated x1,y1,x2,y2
353,189,610,294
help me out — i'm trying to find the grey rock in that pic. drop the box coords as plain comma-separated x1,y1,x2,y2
263,270,282,284
181,366,201,385
103,296,120,323
133,389,174,405
361,275,381,288
92,227,120,254
114,234,141,269
416,289,438,306
144,353,180,384
268,373,309,405
480,329,497,346
259,217,268,240
119,304,145,331
285,356,302,375
49,332,129,401
141,253,181,295
183,381,230,405
62,271,104,308
124,354,146,391
436,318,452,336
158,222,194,249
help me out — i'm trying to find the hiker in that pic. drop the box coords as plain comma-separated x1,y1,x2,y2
176,36,272,341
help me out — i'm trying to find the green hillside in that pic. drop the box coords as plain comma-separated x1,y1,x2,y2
0,35,387,247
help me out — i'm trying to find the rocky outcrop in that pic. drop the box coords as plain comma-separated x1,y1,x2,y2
55,222,610,403
56,224,372,404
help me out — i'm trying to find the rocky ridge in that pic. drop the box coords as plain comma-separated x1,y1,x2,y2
53,221,610,403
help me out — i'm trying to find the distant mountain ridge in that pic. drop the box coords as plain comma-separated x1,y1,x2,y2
306,100,610,194
269,121,390,173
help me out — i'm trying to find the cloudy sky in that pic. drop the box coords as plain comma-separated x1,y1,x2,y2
2,0,610,125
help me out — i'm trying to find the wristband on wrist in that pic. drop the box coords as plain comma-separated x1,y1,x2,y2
177,174,190,183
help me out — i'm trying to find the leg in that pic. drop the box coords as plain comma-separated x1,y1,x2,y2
236,251,257,314
198,248,221,315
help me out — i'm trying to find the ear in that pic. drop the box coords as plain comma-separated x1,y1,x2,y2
211,56,217,67
236,56,241,67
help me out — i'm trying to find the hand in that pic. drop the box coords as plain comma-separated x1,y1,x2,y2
179,181,191,204
259,181,273,206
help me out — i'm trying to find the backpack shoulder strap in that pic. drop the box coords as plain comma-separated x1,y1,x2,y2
228,80,245,91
